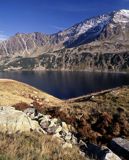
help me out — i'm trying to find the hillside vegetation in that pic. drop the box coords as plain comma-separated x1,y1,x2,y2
0,132,86,160
0,79,129,159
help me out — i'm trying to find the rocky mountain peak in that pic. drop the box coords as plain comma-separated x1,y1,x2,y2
112,9,129,23
0,9,129,72
59,13,111,39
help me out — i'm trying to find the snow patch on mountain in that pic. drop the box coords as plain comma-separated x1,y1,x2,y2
113,9,129,23
77,14,112,36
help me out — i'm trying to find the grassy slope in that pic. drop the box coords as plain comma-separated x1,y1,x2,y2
0,79,61,106
0,79,129,159
0,79,87,160
0,132,86,160
0,79,129,129
0,79,128,112
67,86,129,113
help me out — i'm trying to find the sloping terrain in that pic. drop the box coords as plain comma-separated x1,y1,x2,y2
1,79,129,144
0,132,86,160
1,9,129,71
0,79,89,160
0,79,129,159
0,79,61,106
2,48,129,72
42,86,129,145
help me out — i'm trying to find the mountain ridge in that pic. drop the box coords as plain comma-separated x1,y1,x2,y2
0,9,129,71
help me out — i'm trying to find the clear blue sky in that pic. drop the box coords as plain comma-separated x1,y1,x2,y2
0,0,129,40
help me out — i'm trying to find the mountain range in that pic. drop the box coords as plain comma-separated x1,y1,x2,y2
1,9,129,71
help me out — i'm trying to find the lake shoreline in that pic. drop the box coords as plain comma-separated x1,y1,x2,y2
0,71,129,99
0,69,129,74
66,85,128,102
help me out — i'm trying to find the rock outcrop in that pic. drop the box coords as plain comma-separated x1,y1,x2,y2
109,137,129,159
0,106,77,147
1,80,129,159
102,148,121,160
2,50,129,72
23,107,126,159
80,142,121,160
0,105,125,159
0,106,42,133
24,107,78,147
0,106,79,153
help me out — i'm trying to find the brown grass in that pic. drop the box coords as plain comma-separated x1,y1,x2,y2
1,79,129,158
0,79,62,106
0,132,87,160
42,87,129,145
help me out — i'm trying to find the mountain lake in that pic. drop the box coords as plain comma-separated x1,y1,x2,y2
0,71,129,99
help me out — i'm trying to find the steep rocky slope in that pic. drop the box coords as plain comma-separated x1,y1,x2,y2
2,47,129,71
0,9,129,71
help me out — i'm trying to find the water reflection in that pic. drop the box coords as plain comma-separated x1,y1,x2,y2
0,71,129,99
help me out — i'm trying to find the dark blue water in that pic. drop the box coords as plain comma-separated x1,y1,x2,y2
0,71,129,99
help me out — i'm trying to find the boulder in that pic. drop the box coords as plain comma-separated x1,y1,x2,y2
65,132,72,142
24,107,38,120
40,120,50,130
79,142,121,160
55,126,62,133
101,146,121,160
49,118,59,127
47,126,58,134
24,107,77,146
39,115,51,123
24,107,44,121
71,135,78,144
109,137,129,159
0,106,43,133
62,122,69,133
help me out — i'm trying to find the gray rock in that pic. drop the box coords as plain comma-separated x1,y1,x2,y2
55,126,62,133
49,118,59,127
71,135,78,144
24,107,37,114
80,143,121,160
46,126,58,134
110,137,129,159
61,122,69,133
40,115,51,121
0,106,43,133
40,120,50,130
101,146,121,160
24,108,44,120
65,132,72,142
24,107,38,120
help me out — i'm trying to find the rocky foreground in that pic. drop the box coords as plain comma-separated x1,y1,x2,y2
0,79,129,159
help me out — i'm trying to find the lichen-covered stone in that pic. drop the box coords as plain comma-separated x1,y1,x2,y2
0,106,42,133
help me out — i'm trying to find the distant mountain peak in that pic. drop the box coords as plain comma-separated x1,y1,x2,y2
117,9,129,13
0,9,129,71
112,9,129,23
0,9,129,56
